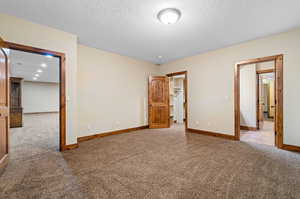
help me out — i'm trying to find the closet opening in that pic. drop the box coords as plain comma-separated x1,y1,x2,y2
167,71,188,130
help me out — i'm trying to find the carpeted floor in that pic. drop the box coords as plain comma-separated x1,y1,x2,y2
0,116,300,199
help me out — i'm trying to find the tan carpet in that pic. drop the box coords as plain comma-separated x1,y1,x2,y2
1,118,300,199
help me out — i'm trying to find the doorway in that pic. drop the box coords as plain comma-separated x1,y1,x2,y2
234,55,283,148
3,41,67,152
9,49,61,155
167,71,187,130
257,70,276,125
148,71,188,130
239,63,276,146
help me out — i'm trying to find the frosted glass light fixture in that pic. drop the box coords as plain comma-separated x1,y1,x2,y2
157,8,181,25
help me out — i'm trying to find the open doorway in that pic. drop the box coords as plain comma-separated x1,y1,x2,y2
235,55,283,148
239,61,275,146
8,49,60,155
148,71,188,130
167,71,187,130
257,70,275,125
3,41,67,153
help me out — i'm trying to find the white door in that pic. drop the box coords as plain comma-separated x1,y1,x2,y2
176,90,184,123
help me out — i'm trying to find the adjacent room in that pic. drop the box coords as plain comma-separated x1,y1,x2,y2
1,1,300,199
240,61,276,146
8,49,60,158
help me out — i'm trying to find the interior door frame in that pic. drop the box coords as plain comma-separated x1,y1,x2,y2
256,69,275,130
166,71,188,130
234,55,283,148
3,41,67,151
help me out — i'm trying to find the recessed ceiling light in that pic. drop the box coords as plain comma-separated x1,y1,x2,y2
37,69,43,73
41,63,47,68
33,77,38,80
158,56,162,59
157,8,181,25
45,54,53,58
35,74,40,77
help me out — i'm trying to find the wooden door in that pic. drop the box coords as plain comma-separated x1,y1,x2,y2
0,38,9,173
148,76,170,128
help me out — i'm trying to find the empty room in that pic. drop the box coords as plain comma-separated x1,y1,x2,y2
1,1,300,199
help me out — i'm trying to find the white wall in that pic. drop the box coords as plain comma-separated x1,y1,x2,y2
0,13,78,144
159,27,300,147
77,45,158,137
173,78,185,123
22,81,59,113
240,64,257,128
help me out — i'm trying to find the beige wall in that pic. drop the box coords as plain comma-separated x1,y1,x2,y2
22,81,59,113
159,27,300,146
256,61,274,71
2,13,300,147
0,13,78,144
77,45,158,137
240,64,257,128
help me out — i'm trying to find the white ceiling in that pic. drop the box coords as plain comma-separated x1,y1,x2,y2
9,49,60,83
1,1,300,64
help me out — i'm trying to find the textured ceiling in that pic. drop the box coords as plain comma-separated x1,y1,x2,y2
1,0,300,64
9,49,59,83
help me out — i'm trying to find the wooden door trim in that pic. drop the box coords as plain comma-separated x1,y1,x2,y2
257,69,275,74
256,73,260,130
166,71,188,130
235,55,283,148
3,41,67,151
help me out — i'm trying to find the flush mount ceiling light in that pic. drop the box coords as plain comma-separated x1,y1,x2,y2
157,8,181,25
37,69,43,73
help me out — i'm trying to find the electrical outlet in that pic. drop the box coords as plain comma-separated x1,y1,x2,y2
113,121,121,128
87,124,92,132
